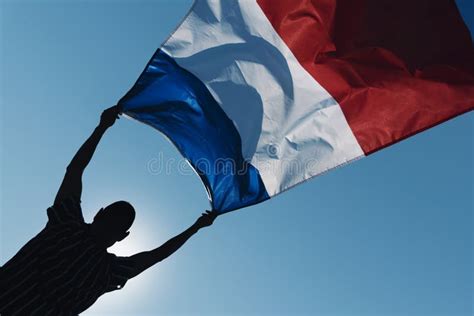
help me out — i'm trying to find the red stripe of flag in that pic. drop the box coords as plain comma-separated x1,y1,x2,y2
257,0,474,154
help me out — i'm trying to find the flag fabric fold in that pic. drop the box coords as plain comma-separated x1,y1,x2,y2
120,0,473,213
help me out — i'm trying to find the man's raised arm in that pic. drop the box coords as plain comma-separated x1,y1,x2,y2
125,211,218,279
54,106,120,204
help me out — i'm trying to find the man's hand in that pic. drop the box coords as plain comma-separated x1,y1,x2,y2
194,210,218,229
99,105,120,128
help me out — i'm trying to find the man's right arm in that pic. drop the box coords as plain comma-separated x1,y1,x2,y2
54,106,119,205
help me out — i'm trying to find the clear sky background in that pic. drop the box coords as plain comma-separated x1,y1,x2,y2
1,1,472,315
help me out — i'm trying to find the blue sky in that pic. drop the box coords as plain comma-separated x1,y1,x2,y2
1,1,472,315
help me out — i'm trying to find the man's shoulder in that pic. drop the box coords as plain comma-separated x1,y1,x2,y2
105,252,136,291
106,252,135,268
47,195,84,226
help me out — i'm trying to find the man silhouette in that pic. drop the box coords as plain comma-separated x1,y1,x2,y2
0,106,218,315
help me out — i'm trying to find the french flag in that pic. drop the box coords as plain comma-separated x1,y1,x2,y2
119,0,473,213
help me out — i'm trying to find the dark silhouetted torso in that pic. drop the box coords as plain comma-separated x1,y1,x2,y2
0,196,134,315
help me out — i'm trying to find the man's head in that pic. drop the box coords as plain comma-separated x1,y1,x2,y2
91,201,135,248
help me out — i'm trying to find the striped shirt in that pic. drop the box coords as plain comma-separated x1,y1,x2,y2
0,196,135,315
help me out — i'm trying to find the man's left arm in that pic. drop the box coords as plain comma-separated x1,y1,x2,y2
124,211,218,279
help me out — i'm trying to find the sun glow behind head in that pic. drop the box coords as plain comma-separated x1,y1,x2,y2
81,195,174,315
